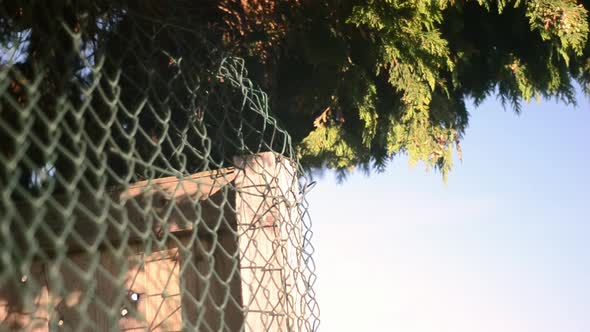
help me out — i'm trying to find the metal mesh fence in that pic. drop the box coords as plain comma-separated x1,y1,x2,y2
0,2,319,331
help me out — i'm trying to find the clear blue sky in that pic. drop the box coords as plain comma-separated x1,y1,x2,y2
307,89,590,332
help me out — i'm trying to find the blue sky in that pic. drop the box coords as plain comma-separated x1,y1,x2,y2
307,90,590,332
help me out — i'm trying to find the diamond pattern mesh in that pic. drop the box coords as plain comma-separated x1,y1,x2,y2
0,2,319,331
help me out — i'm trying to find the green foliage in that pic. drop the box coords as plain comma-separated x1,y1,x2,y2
299,126,358,170
3,0,587,182
237,0,589,180
526,0,589,62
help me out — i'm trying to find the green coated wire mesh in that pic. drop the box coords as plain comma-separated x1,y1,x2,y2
0,2,319,331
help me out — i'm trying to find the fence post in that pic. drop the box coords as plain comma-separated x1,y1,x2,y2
234,152,304,332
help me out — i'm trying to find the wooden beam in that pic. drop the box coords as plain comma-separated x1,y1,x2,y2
11,168,236,255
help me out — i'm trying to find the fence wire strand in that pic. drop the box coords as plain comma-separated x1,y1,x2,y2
0,2,319,331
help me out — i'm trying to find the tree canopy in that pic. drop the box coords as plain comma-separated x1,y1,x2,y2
227,0,590,180
1,0,589,187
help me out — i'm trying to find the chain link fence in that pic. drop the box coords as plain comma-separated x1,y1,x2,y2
0,2,319,331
